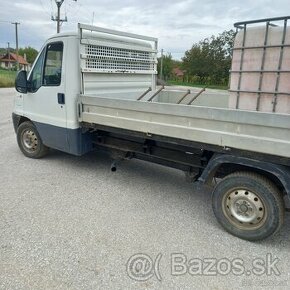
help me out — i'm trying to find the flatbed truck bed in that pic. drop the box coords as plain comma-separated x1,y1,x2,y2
79,93,290,161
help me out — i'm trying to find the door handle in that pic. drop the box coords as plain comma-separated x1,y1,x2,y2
58,93,65,104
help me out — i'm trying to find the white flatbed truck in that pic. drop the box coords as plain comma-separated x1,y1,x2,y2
13,17,290,241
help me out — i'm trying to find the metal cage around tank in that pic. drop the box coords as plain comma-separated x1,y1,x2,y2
229,16,290,112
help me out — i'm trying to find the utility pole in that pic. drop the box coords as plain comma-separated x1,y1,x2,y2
11,22,20,70
51,0,67,33
7,42,10,69
160,48,164,80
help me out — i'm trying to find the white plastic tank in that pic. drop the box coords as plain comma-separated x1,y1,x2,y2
229,24,290,113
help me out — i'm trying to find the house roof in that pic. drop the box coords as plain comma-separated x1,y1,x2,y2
172,67,185,77
0,53,29,65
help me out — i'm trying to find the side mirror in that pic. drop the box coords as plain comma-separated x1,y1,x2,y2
15,70,28,93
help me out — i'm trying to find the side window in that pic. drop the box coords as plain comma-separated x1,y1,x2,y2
43,42,63,86
29,48,46,92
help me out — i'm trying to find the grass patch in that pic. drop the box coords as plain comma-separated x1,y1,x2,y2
167,80,228,90
0,69,16,87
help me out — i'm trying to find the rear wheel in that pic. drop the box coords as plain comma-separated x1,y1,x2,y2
212,172,284,241
17,121,49,158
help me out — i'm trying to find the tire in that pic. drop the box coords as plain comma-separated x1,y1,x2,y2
17,121,49,158
212,171,284,241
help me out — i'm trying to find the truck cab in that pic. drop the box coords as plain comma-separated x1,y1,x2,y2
13,25,157,157
13,32,83,155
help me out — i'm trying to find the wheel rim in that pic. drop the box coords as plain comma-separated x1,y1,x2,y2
222,188,267,230
21,129,38,153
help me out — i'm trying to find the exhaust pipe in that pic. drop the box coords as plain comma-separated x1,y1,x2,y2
111,161,117,172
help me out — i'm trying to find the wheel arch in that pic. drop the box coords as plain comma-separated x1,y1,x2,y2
12,113,32,133
199,154,290,198
18,116,31,126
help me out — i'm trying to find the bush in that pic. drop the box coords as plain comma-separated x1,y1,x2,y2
0,70,16,87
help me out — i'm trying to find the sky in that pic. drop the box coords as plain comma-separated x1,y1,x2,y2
1,0,290,59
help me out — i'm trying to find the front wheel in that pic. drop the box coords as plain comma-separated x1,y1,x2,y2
212,172,284,241
17,121,49,158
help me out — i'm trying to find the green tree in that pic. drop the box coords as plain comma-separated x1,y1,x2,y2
157,53,173,81
18,46,38,64
0,47,15,55
182,29,236,85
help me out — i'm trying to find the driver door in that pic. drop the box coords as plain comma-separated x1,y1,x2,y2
23,41,68,151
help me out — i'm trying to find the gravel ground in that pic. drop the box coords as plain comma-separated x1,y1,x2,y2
1,87,290,290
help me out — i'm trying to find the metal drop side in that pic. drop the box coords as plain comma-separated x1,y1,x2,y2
77,22,290,161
